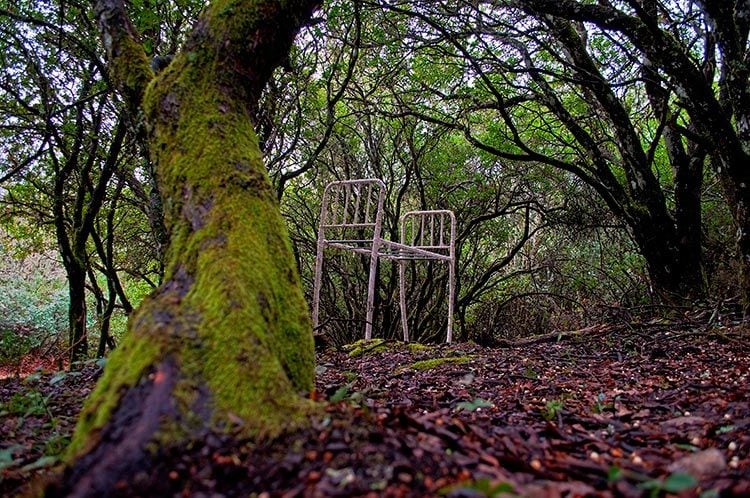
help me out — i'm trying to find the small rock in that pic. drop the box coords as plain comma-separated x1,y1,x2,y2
660,416,707,428
667,448,726,478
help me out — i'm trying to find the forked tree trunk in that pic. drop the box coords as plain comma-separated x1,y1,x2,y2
514,0,750,315
53,0,319,494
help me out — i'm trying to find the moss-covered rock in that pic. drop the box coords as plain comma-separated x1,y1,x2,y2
345,339,389,358
405,356,473,372
407,343,431,353
344,340,435,358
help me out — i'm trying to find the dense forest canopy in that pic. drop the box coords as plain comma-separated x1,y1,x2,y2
0,0,746,356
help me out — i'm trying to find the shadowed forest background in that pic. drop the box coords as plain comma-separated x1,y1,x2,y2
1,0,750,496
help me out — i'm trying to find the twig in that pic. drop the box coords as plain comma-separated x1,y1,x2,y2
496,324,610,347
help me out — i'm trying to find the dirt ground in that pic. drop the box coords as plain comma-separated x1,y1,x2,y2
1,322,749,497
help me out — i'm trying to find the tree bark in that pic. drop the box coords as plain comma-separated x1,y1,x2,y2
534,16,704,301
54,0,319,493
67,260,89,364
511,0,750,311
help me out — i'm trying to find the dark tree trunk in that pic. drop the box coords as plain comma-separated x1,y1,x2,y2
670,136,705,299
90,178,129,357
67,258,89,364
51,116,127,366
630,215,696,302
513,0,750,312
717,159,750,314
525,15,706,303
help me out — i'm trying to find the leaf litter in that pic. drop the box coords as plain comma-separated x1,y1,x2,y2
1,323,749,497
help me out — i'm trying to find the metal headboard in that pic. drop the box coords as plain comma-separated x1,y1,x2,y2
312,179,456,343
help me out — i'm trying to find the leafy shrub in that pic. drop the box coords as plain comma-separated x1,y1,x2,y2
0,390,49,417
0,329,36,366
0,249,68,366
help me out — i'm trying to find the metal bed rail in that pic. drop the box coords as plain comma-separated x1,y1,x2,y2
311,179,456,343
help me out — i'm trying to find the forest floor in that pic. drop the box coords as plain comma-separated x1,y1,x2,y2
1,321,749,497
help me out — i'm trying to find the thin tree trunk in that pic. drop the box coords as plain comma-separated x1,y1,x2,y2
67,261,88,365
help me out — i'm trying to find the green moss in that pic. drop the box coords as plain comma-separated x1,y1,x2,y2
406,356,473,372
346,339,388,358
144,36,314,437
65,326,162,460
109,32,154,112
407,343,431,353
345,340,433,358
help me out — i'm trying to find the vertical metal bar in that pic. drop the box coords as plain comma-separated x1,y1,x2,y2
399,260,408,342
353,184,361,224
364,183,373,224
342,184,351,225
312,184,333,330
439,214,445,247
430,213,435,246
398,213,409,342
365,181,386,341
446,211,457,344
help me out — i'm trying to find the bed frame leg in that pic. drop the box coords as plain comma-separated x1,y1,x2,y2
399,260,408,342
365,240,380,341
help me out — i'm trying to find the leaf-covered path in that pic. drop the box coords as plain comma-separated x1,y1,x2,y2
2,324,749,497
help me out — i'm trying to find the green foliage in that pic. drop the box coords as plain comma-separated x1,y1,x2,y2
638,472,698,497
456,398,494,412
542,398,565,421
440,478,516,497
0,245,68,365
523,366,539,380
328,384,365,405
610,465,699,497
1,390,50,418
44,432,71,457
608,465,623,482
21,455,58,472
329,385,351,403
0,330,35,367
0,258,68,331
592,392,612,414
49,370,81,386
0,445,22,471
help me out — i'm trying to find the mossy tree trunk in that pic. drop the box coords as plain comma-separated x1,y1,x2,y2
55,0,319,494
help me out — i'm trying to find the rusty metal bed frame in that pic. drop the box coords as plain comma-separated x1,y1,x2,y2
311,179,456,343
